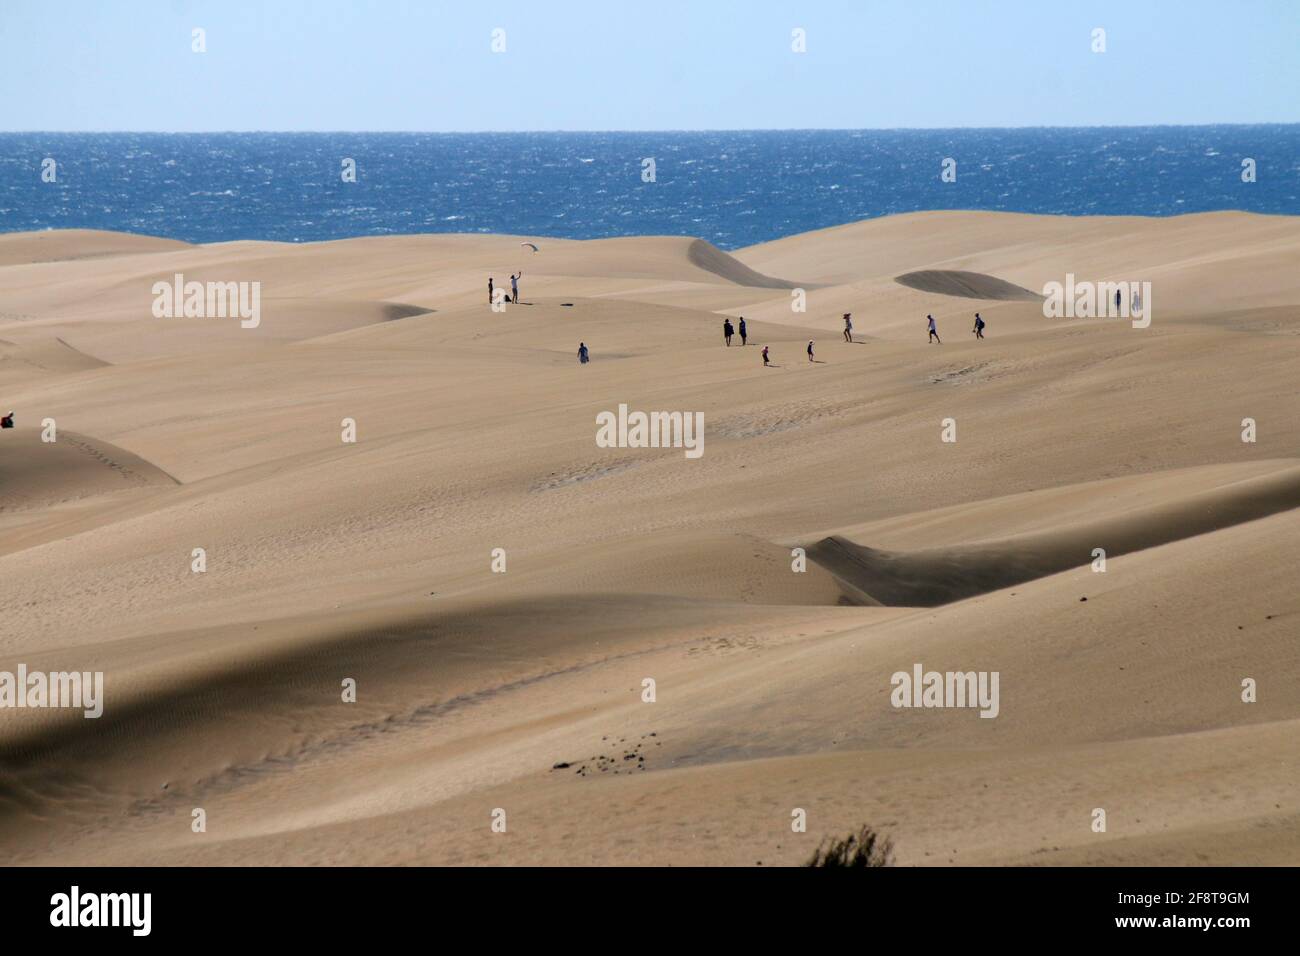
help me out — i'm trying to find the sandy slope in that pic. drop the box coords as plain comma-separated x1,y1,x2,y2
0,211,1297,866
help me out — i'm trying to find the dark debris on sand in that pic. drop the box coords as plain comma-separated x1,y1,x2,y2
551,732,661,777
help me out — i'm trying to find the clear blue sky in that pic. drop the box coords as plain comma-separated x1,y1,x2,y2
2,0,1297,131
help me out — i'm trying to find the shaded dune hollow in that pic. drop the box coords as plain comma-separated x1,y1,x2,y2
894,269,1043,301
806,465,1300,607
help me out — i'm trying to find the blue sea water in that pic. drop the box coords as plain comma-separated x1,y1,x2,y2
1,127,1297,250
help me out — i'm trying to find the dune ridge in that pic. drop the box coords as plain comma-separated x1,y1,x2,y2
685,238,803,289
805,461,1300,606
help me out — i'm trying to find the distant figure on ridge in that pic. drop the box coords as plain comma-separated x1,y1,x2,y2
843,313,853,343
972,313,985,339
1115,288,1122,312
578,342,589,364
761,345,770,367
928,314,941,344
807,340,815,362
0,410,13,429
738,317,747,346
723,318,734,346
488,277,494,305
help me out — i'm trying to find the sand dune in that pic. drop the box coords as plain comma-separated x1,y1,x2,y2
1,211,1297,866
0,337,108,388
0,229,191,267
0,427,178,510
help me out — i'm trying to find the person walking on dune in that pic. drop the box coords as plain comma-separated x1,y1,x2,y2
488,277,494,305
843,313,853,343
807,340,815,362
927,314,941,344
738,316,747,346
578,342,589,364
511,272,521,304
972,312,985,340
761,345,770,367
723,318,734,346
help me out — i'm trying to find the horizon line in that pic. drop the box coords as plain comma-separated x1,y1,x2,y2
4,122,1300,135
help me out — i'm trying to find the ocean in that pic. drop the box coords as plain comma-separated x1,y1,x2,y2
2,127,1297,250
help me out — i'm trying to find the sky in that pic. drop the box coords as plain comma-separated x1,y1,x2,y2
2,0,1297,131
